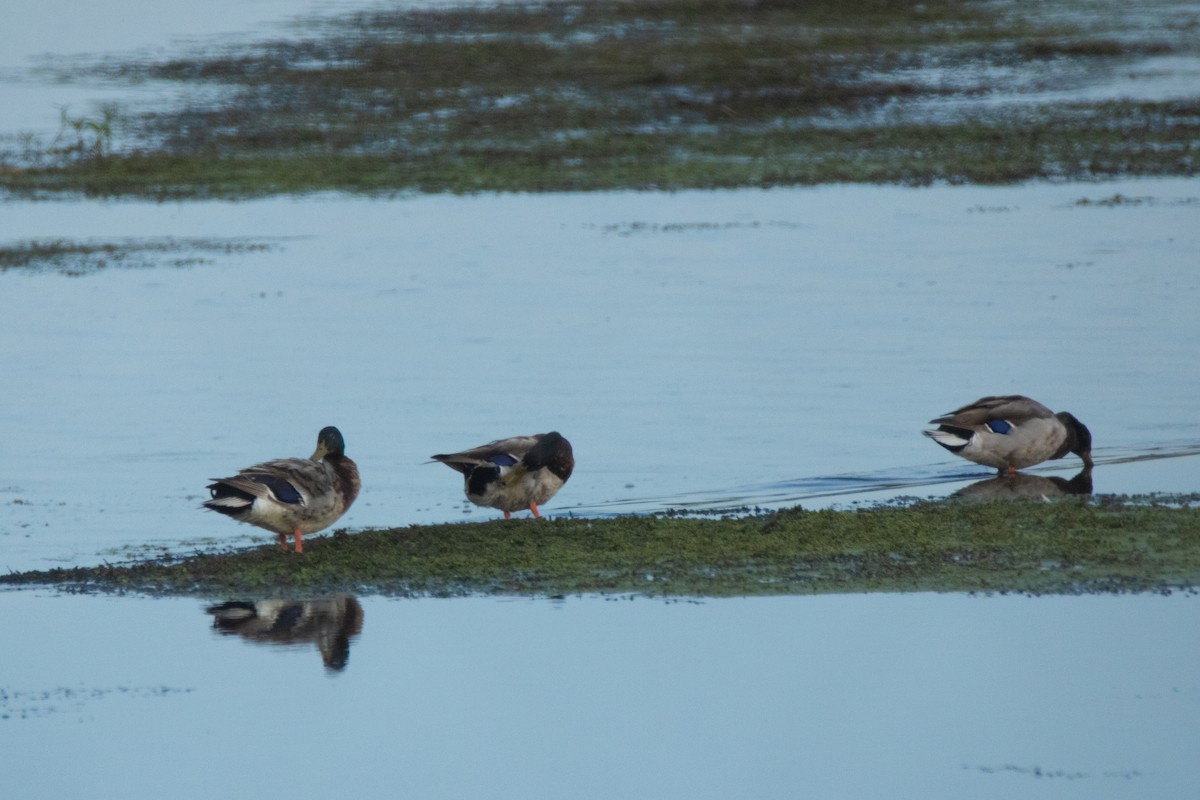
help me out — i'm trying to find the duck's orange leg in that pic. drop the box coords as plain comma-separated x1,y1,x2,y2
529,502,541,519
276,531,288,551
503,510,512,520
294,529,304,554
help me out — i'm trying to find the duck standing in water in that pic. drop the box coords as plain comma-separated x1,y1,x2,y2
923,395,1092,475
204,426,360,553
432,431,574,519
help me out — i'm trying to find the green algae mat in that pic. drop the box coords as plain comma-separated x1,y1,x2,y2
5,499,1199,597
3,0,1197,198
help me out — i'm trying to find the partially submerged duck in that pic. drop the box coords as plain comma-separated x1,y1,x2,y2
923,395,1092,474
203,426,360,553
432,431,574,519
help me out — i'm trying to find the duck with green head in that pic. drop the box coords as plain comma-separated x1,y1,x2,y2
203,426,360,553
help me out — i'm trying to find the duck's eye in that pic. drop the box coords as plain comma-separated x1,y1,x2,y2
986,419,1013,435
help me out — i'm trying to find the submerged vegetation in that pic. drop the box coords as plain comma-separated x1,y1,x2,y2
5,497,1199,598
1,0,1197,198
0,238,275,275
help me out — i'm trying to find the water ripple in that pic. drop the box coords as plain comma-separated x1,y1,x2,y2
570,441,1200,516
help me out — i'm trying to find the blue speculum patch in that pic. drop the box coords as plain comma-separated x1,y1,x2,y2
986,419,1013,435
253,474,303,504
488,454,519,467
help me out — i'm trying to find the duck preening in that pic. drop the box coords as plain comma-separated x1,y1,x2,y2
431,431,574,519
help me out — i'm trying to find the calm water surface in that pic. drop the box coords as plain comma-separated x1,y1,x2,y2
2,590,1198,800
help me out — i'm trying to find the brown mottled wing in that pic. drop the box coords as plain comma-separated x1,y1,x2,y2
930,395,1055,427
431,436,541,472
210,458,312,501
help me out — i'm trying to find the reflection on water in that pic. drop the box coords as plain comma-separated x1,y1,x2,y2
206,596,363,672
953,467,1093,501
576,441,1195,515
575,442,1199,516
4,592,1198,799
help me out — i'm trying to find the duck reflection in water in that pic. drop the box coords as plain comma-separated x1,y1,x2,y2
952,466,1093,501
205,595,364,672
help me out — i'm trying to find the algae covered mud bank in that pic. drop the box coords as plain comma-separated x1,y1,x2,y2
2,0,1198,198
5,497,1199,598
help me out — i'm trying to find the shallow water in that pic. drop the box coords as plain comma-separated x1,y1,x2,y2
2,590,1197,799
2,180,1199,569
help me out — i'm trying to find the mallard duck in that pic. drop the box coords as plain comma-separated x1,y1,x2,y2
923,395,1093,474
206,596,364,672
431,431,574,519
203,426,360,553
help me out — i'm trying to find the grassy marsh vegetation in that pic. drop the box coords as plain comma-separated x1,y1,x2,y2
5,497,1198,598
1,0,1197,198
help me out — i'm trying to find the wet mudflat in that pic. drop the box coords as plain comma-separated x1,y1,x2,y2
5,498,1200,598
2,0,1198,196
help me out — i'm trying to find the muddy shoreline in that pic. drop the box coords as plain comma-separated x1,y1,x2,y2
6,497,1198,598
